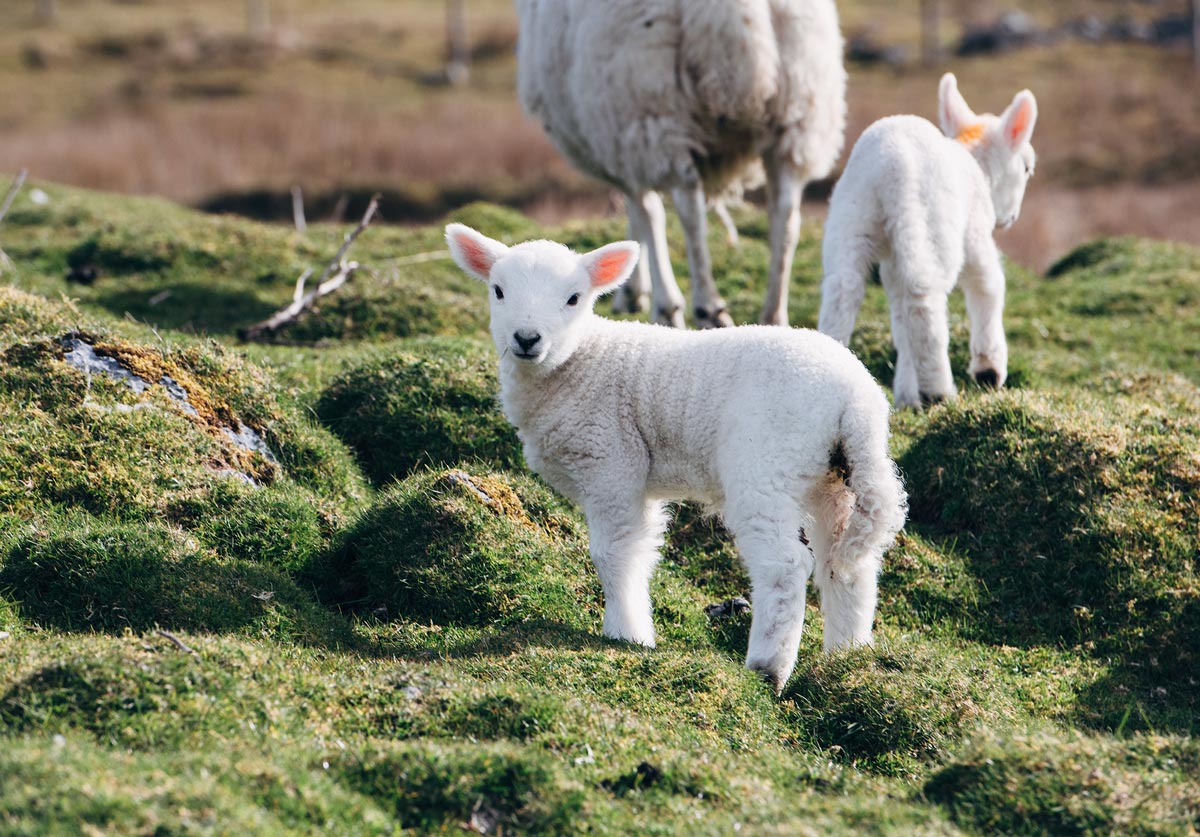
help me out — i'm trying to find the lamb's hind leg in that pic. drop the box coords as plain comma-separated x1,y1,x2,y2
672,183,733,328
586,497,670,647
960,238,1008,389
807,474,880,650
626,191,686,328
725,496,814,693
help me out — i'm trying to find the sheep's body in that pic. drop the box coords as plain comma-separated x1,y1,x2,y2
516,0,846,328
445,224,905,691
818,75,1037,408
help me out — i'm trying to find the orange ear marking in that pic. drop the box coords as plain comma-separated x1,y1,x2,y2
590,250,632,287
956,123,985,145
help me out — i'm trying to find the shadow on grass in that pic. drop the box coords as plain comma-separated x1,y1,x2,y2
89,284,279,335
0,520,357,651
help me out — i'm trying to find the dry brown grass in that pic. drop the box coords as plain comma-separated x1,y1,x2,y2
0,0,1196,270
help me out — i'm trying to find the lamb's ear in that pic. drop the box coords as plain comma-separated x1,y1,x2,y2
580,241,639,295
445,223,509,283
998,90,1037,151
938,73,977,138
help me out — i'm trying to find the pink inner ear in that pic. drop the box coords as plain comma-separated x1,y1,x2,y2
589,250,632,287
1008,102,1032,145
456,235,494,278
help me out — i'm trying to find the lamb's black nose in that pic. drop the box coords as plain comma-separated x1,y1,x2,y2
514,331,541,353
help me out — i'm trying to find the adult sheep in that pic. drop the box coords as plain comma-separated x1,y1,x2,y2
445,223,907,692
515,0,846,329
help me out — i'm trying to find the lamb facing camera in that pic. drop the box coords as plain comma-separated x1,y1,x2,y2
818,73,1038,409
445,223,907,692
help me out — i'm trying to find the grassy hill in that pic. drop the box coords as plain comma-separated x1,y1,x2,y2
1,179,1198,834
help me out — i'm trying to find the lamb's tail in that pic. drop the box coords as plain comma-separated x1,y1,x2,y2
817,209,875,346
818,394,908,590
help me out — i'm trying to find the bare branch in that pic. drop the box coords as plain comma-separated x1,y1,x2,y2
291,184,307,234
239,194,381,341
156,628,197,655
0,169,29,226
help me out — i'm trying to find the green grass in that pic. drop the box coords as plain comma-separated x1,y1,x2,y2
1,179,1199,833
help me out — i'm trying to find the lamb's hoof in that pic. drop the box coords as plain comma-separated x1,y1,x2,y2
974,368,1001,389
920,392,948,408
655,305,686,329
748,664,786,696
612,292,649,316
695,306,733,329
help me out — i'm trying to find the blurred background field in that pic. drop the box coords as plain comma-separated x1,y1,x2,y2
1,0,1197,271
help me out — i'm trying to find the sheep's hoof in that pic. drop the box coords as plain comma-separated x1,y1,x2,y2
694,306,733,329
919,392,947,408
612,291,649,315
974,369,1001,389
655,305,686,329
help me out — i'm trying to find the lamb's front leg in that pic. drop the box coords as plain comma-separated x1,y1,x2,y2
585,497,670,647
726,504,814,693
960,243,1009,389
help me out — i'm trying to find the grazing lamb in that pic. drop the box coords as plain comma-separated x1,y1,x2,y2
445,223,907,692
515,0,846,329
818,73,1038,408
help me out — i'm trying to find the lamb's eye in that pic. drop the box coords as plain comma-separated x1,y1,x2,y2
566,293,580,307
493,285,504,300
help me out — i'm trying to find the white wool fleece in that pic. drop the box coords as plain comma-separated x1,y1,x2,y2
516,0,846,329
446,223,907,693
818,73,1038,409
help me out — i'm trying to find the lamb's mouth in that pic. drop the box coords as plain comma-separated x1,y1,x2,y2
512,349,546,362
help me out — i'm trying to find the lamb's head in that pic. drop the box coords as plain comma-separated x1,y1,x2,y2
938,73,1038,229
445,224,639,370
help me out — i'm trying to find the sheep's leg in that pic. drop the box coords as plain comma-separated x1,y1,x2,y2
585,497,669,648
807,475,880,651
760,154,805,326
626,191,685,328
613,199,652,315
725,499,814,693
671,184,732,328
960,243,1008,389
881,260,919,409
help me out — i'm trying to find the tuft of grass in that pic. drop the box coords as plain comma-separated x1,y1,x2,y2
925,727,1200,836
314,338,521,485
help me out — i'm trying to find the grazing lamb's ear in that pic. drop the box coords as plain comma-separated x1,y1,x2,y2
580,241,640,295
938,73,978,140
445,223,509,283
998,90,1037,151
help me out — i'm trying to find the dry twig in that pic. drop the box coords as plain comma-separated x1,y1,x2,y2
0,169,28,273
239,193,381,340
290,184,307,234
156,628,197,655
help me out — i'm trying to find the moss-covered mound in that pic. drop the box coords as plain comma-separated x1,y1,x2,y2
900,384,1200,730
319,468,599,629
0,515,353,645
925,728,1200,836
314,338,521,485
781,641,1008,776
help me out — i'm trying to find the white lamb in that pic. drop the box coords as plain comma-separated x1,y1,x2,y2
516,0,846,329
445,222,907,691
818,73,1038,408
